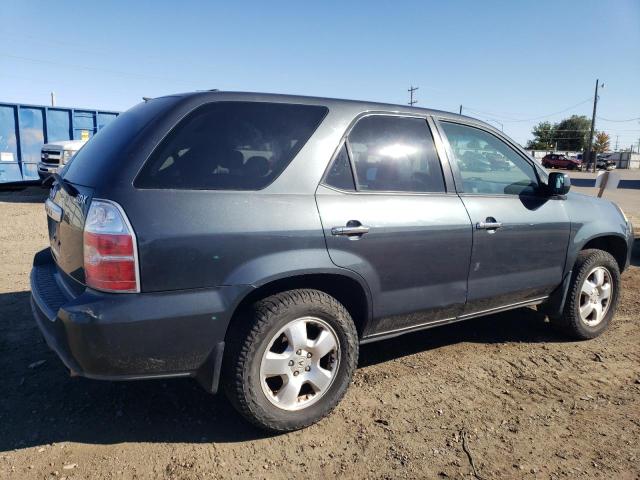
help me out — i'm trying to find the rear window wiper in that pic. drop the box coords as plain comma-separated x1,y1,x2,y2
46,173,79,197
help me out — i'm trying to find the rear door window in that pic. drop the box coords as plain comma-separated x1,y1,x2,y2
346,115,445,193
135,102,328,190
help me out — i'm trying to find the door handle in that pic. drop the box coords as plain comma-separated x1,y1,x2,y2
331,221,370,236
476,219,503,230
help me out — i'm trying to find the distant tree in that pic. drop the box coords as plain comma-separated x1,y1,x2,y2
553,115,591,151
593,131,610,153
526,115,591,151
526,121,556,150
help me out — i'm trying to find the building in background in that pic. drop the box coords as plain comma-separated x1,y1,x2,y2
0,102,118,183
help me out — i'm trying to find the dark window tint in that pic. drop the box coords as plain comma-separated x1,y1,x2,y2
63,97,176,186
324,143,355,191
440,122,538,195
136,102,328,190
347,115,445,193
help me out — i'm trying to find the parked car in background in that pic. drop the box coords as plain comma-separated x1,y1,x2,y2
38,139,86,181
31,92,634,432
542,153,583,170
483,151,511,170
461,150,491,171
596,154,616,170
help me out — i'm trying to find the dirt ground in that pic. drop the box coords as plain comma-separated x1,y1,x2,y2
1,187,639,480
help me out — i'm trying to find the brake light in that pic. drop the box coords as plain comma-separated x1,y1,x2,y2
83,199,140,293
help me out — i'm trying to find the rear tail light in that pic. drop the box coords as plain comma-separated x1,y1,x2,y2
83,199,140,293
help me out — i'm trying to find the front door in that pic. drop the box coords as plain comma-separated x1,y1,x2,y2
316,114,472,338
436,120,571,315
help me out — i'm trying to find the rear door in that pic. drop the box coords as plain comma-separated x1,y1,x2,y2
435,119,570,315
315,114,472,338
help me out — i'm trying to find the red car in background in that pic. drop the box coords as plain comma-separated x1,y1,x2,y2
542,153,583,170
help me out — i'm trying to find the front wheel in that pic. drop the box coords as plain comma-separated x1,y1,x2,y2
222,289,358,432
551,249,621,339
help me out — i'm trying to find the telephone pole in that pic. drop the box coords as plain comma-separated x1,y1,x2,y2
459,105,463,115
585,79,603,173
614,135,619,151
408,86,419,106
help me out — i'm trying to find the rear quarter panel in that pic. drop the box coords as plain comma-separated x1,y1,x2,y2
122,191,337,291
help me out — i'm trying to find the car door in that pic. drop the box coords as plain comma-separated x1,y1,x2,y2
435,119,571,316
315,114,472,338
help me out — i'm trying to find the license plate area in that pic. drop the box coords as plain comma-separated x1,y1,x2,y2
45,198,63,222
45,198,63,260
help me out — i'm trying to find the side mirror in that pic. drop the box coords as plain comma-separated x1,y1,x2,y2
547,171,571,196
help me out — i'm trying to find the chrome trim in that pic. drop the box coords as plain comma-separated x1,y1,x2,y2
364,315,458,340
458,296,548,319
361,296,549,343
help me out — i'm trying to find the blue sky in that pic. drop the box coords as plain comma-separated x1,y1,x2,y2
1,0,639,147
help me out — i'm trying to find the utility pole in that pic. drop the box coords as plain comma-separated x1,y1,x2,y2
408,86,419,106
459,105,463,115
585,79,603,173
50,91,56,107
615,135,619,151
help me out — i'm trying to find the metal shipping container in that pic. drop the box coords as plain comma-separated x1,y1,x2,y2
0,101,119,183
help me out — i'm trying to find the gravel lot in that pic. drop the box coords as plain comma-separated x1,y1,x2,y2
1,187,639,479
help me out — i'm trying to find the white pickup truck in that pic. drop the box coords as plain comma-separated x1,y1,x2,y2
38,139,86,181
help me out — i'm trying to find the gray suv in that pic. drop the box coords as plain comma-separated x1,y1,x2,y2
31,92,634,432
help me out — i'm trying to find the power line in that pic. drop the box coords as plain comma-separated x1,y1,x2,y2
0,52,195,86
463,97,593,123
596,116,640,122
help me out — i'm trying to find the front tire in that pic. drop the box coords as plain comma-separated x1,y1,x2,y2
552,249,621,339
222,289,358,432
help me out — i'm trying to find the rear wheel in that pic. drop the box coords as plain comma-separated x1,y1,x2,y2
551,249,620,339
222,289,358,432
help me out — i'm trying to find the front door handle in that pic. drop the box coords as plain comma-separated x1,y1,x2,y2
476,218,503,230
331,220,370,237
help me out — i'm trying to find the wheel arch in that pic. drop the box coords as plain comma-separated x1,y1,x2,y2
580,234,628,271
226,271,373,340
544,232,628,319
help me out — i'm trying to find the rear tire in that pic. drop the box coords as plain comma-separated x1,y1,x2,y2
222,289,358,432
551,249,620,339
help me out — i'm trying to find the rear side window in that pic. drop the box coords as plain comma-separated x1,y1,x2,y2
135,102,328,190
347,115,445,193
324,143,355,191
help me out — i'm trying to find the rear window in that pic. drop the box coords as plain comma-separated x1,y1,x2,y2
62,97,175,186
135,102,328,190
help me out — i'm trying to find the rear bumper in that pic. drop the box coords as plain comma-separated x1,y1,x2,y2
30,248,250,392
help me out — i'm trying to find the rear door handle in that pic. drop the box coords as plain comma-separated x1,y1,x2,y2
476,218,503,230
331,221,370,236
331,225,370,236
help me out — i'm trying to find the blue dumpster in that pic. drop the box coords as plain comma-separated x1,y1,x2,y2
0,101,118,184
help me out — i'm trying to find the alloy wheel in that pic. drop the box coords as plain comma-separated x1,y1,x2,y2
259,316,340,411
579,266,613,327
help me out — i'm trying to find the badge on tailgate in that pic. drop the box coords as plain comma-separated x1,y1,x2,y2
45,198,63,223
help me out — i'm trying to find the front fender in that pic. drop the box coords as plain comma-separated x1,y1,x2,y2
563,193,631,273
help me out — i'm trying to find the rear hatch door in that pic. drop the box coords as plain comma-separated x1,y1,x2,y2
45,181,94,285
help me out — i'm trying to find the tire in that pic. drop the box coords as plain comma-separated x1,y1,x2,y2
551,249,621,339
222,289,358,432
